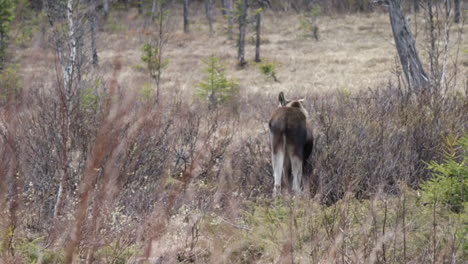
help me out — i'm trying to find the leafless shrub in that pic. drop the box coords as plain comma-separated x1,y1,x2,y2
306,84,466,203
1,79,465,262
231,132,272,198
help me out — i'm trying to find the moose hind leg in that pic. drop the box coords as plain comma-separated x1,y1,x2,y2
290,154,303,194
271,135,285,197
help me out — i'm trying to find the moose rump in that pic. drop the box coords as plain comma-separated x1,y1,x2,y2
269,94,312,196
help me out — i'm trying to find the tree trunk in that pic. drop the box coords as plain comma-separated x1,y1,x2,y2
103,0,109,17
205,0,214,36
388,0,429,92
238,0,248,67
137,0,143,14
427,0,437,78
183,0,189,33
357,0,365,12
151,0,157,22
155,4,165,104
226,0,233,40
221,0,227,15
0,33,5,70
90,0,98,66
54,0,78,220
414,0,420,13
1,137,20,258
255,12,261,62
454,0,460,23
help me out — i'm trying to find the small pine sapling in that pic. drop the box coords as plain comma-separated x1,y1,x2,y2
300,4,321,41
259,61,279,82
196,55,239,109
141,1,170,103
421,134,468,213
141,42,169,102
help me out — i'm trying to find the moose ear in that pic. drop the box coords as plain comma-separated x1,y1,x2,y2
278,92,287,106
298,98,305,103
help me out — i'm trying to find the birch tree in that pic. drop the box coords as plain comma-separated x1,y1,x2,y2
44,0,87,220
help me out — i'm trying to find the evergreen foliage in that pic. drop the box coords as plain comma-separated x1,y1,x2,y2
196,55,238,108
259,61,278,82
300,4,321,40
422,134,468,213
0,0,15,69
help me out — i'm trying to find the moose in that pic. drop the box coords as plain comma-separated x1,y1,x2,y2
269,92,313,196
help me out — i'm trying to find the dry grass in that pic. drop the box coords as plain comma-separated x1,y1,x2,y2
17,6,467,99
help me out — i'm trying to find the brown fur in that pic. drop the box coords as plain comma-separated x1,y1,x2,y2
269,92,313,196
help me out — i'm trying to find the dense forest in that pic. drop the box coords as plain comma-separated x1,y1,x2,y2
0,0,466,263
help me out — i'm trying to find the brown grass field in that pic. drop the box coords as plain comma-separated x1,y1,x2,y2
19,7,467,98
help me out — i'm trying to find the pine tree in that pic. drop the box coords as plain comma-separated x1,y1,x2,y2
196,55,238,109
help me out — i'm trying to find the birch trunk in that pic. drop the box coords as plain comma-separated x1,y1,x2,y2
53,0,78,220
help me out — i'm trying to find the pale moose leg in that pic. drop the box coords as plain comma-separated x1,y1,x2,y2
271,135,285,197
291,155,303,194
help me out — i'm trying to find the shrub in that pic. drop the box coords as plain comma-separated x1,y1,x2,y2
15,237,63,264
141,41,169,101
141,43,166,79
95,242,139,264
196,55,238,109
0,64,21,104
259,61,279,82
106,12,128,33
421,134,468,213
80,87,100,113
138,82,154,102
299,4,321,40
14,2,47,49
0,0,15,69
